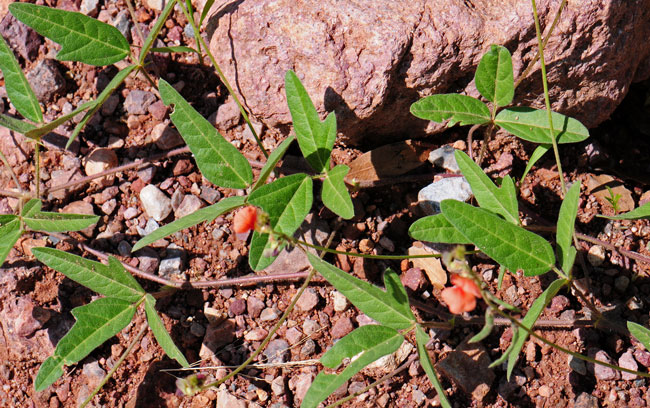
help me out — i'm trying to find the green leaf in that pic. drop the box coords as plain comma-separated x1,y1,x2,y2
34,297,136,391
440,200,555,276
251,134,295,192
10,3,129,66
415,325,451,408
410,94,491,126
0,113,37,134
68,65,137,149
455,150,519,224
132,196,245,251
598,201,650,220
285,70,336,172
495,107,590,144
139,0,176,64
32,248,145,302
21,199,98,232
469,309,494,343
144,294,189,367
520,144,550,182
24,100,95,141
248,174,313,271
302,325,404,408
556,181,580,273
0,216,21,266
150,46,199,54
505,279,567,379
308,253,415,330
408,214,471,244
159,79,252,189
0,35,42,122
628,321,650,352
322,164,354,219
199,0,216,26
475,44,514,107
489,325,519,368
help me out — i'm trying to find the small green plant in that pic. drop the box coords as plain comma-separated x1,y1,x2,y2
604,185,622,213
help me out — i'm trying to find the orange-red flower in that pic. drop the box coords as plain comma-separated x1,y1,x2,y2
441,275,481,314
233,206,257,234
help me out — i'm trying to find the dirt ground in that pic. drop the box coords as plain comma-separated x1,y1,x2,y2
1,1,650,407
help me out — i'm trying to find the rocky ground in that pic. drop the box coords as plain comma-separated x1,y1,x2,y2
1,1,650,408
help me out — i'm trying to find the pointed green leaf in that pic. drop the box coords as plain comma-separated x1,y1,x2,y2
21,199,98,232
415,325,451,408
322,164,354,219
139,0,176,64
308,253,415,330
0,216,21,266
0,113,37,134
455,150,519,224
505,279,567,379
495,107,589,144
199,0,217,26
410,94,491,126
598,201,650,220
251,134,295,192
628,321,650,352
475,44,514,107
408,214,472,244
521,144,550,182
32,248,145,302
34,297,136,391
302,325,403,408
10,3,129,66
469,309,495,343
145,294,189,367
440,200,554,276
0,35,42,122
159,79,252,188
25,100,95,141
556,181,580,273
68,65,137,149
248,231,281,271
285,70,336,172
132,196,245,251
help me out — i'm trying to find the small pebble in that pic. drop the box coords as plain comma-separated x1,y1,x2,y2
140,185,172,221
264,339,289,364
260,308,278,321
587,245,606,266
332,291,348,312
619,351,639,380
614,275,630,292
295,288,319,312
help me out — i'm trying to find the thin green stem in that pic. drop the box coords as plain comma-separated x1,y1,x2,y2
125,0,146,48
531,0,566,196
294,237,449,260
184,0,204,64
177,3,268,158
80,323,148,408
34,141,40,199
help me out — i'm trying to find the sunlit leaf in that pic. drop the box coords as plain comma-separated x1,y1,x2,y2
0,35,41,122
415,325,451,408
628,321,650,352
598,201,650,220
469,309,495,343
22,199,99,232
410,94,491,126
322,164,354,219
251,134,295,192
0,113,37,134
475,44,514,107
145,294,189,367
520,144,550,182
0,216,21,266
556,181,580,273
408,214,471,244
495,107,589,144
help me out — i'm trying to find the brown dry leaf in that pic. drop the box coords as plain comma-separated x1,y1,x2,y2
345,140,432,184
408,242,446,289
586,174,635,212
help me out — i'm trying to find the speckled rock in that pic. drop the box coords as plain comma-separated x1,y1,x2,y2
208,0,650,144
139,184,172,221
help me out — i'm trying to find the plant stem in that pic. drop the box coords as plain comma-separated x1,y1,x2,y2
34,141,40,199
80,323,148,408
294,237,450,260
531,0,566,196
125,0,146,48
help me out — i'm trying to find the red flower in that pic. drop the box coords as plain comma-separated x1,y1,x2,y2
441,275,481,314
233,206,257,234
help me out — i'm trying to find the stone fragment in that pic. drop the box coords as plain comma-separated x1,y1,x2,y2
84,148,118,187
285,327,302,345
200,319,236,362
139,184,172,221
229,298,246,316
436,339,494,402
174,194,204,219
587,174,635,213
245,328,268,341
0,14,41,61
260,307,278,321
614,275,630,293
587,245,606,267
214,97,241,130
569,354,587,375
208,0,650,144
264,339,289,364
418,176,473,215
619,351,638,380
123,207,139,220
593,350,620,380
300,339,316,356
82,361,105,388
302,319,321,338
216,390,246,408
366,341,414,374
158,243,185,277
295,288,319,312
117,241,132,256
549,295,570,314
124,90,156,115
26,59,65,102
408,242,447,289
378,236,395,252
101,94,120,116
331,317,354,339
200,186,221,204
61,201,96,237
271,376,285,396
79,0,99,16
135,247,159,273
634,349,650,367
428,146,460,173
14,297,51,337
574,392,599,408
401,267,426,292
332,290,348,312
101,199,117,215
289,373,313,403
112,10,131,42
151,122,185,150
246,296,265,318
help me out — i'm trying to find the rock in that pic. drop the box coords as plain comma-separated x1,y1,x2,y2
26,59,64,102
200,319,236,362
0,127,32,168
14,296,51,337
587,245,606,266
123,207,139,220
568,354,587,375
174,194,204,219
124,90,156,115
614,275,630,293
264,339,289,364
418,176,473,215
100,199,117,215
137,166,156,184
378,236,395,252
408,242,447,289
135,247,159,273
200,186,221,204
296,288,319,312
586,174,635,213
82,361,105,388
428,146,460,173
538,385,552,398
332,290,348,312
302,319,321,338
216,390,246,408
229,298,246,316
208,0,650,144
574,392,599,408
101,94,120,116
436,339,494,402
139,184,172,221
619,351,639,380
79,0,99,16
145,0,164,11
112,10,131,42
84,148,118,187
158,243,185,277
300,339,316,356
117,240,132,256
247,296,265,318
61,201,96,237
290,373,313,403
634,349,650,367
331,316,354,339
214,97,241,130
285,327,303,345
151,122,185,150
271,376,285,396
260,307,278,321
401,267,426,292
525,342,537,362
593,350,620,380
0,14,41,61
244,328,268,341
549,295,570,314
